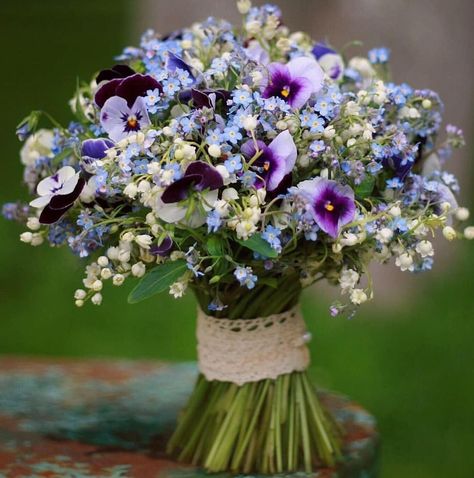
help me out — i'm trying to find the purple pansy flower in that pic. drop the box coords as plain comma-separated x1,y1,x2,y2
263,57,324,109
161,161,223,203
241,130,297,192
312,42,344,81
81,138,114,172
156,161,224,226
95,69,162,109
167,52,196,84
100,96,151,142
150,235,174,257
294,178,356,238
178,88,231,110
29,166,85,224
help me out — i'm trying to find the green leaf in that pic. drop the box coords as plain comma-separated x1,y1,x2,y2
128,259,187,304
236,234,279,258
258,277,279,288
355,176,375,198
207,235,225,257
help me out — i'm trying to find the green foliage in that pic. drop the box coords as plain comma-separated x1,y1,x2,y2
128,259,187,304
236,234,279,258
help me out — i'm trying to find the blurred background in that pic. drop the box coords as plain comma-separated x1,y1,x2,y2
1,1,473,476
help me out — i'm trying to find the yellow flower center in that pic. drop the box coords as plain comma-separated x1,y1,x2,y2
325,201,335,212
263,161,271,171
280,86,290,98
127,116,138,129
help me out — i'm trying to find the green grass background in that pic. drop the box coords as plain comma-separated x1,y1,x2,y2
0,2,473,477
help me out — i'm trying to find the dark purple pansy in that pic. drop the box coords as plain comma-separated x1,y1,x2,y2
161,161,224,204
150,236,174,256
295,178,356,238
178,88,231,110
95,72,162,108
312,42,344,81
241,130,297,192
383,155,414,180
167,52,196,83
96,64,136,84
81,138,114,172
263,57,324,109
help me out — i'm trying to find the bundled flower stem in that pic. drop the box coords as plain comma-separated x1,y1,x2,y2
168,283,342,473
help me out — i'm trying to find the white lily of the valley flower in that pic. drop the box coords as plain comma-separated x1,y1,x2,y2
20,129,54,166
29,166,80,209
415,240,434,258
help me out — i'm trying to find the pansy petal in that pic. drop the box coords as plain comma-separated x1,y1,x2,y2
241,139,266,159
96,64,135,84
36,176,59,196
269,131,297,174
130,96,151,128
185,161,224,191
288,77,313,109
161,174,201,204
155,198,187,223
81,138,114,160
49,177,85,210
95,79,121,108
30,195,52,208
39,204,72,224
312,43,336,59
115,73,162,107
287,56,324,93
150,236,174,256
318,53,344,80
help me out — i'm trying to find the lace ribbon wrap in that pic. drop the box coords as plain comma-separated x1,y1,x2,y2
196,305,311,386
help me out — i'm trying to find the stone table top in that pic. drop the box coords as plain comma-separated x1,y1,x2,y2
0,357,379,477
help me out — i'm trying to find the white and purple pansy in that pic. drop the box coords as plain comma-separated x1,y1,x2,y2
241,130,297,192
156,161,224,226
81,138,114,173
150,235,174,257
29,166,85,224
263,57,324,109
312,42,344,81
100,96,151,142
294,178,356,238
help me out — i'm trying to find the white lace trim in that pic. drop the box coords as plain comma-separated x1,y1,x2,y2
196,305,311,386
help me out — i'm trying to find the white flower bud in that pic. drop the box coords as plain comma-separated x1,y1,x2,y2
389,205,401,217
332,243,343,253
26,217,41,231
100,267,112,280
422,99,432,109
346,138,357,148
237,0,252,14
340,233,358,247
464,226,474,240
323,125,336,139
20,232,33,243
131,261,146,278
441,201,452,213
350,288,368,305
376,227,394,244
97,256,109,267
122,232,135,242
455,207,470,221
91,279,103,292
91,293,102,305
242,115,258,131
75,299,84,307
112,274,125,286
442,226,457,241
74,289,87,300
30,233,44,246
208,144,221,158
124,182,138,199
222,187,239,201
276,120,288,131
107,247,120,261
395,252,414,271
415,240,434,258
118,250,131,263
135,234,152,249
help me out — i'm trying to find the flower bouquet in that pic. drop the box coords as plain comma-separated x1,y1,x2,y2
4,0,472,474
